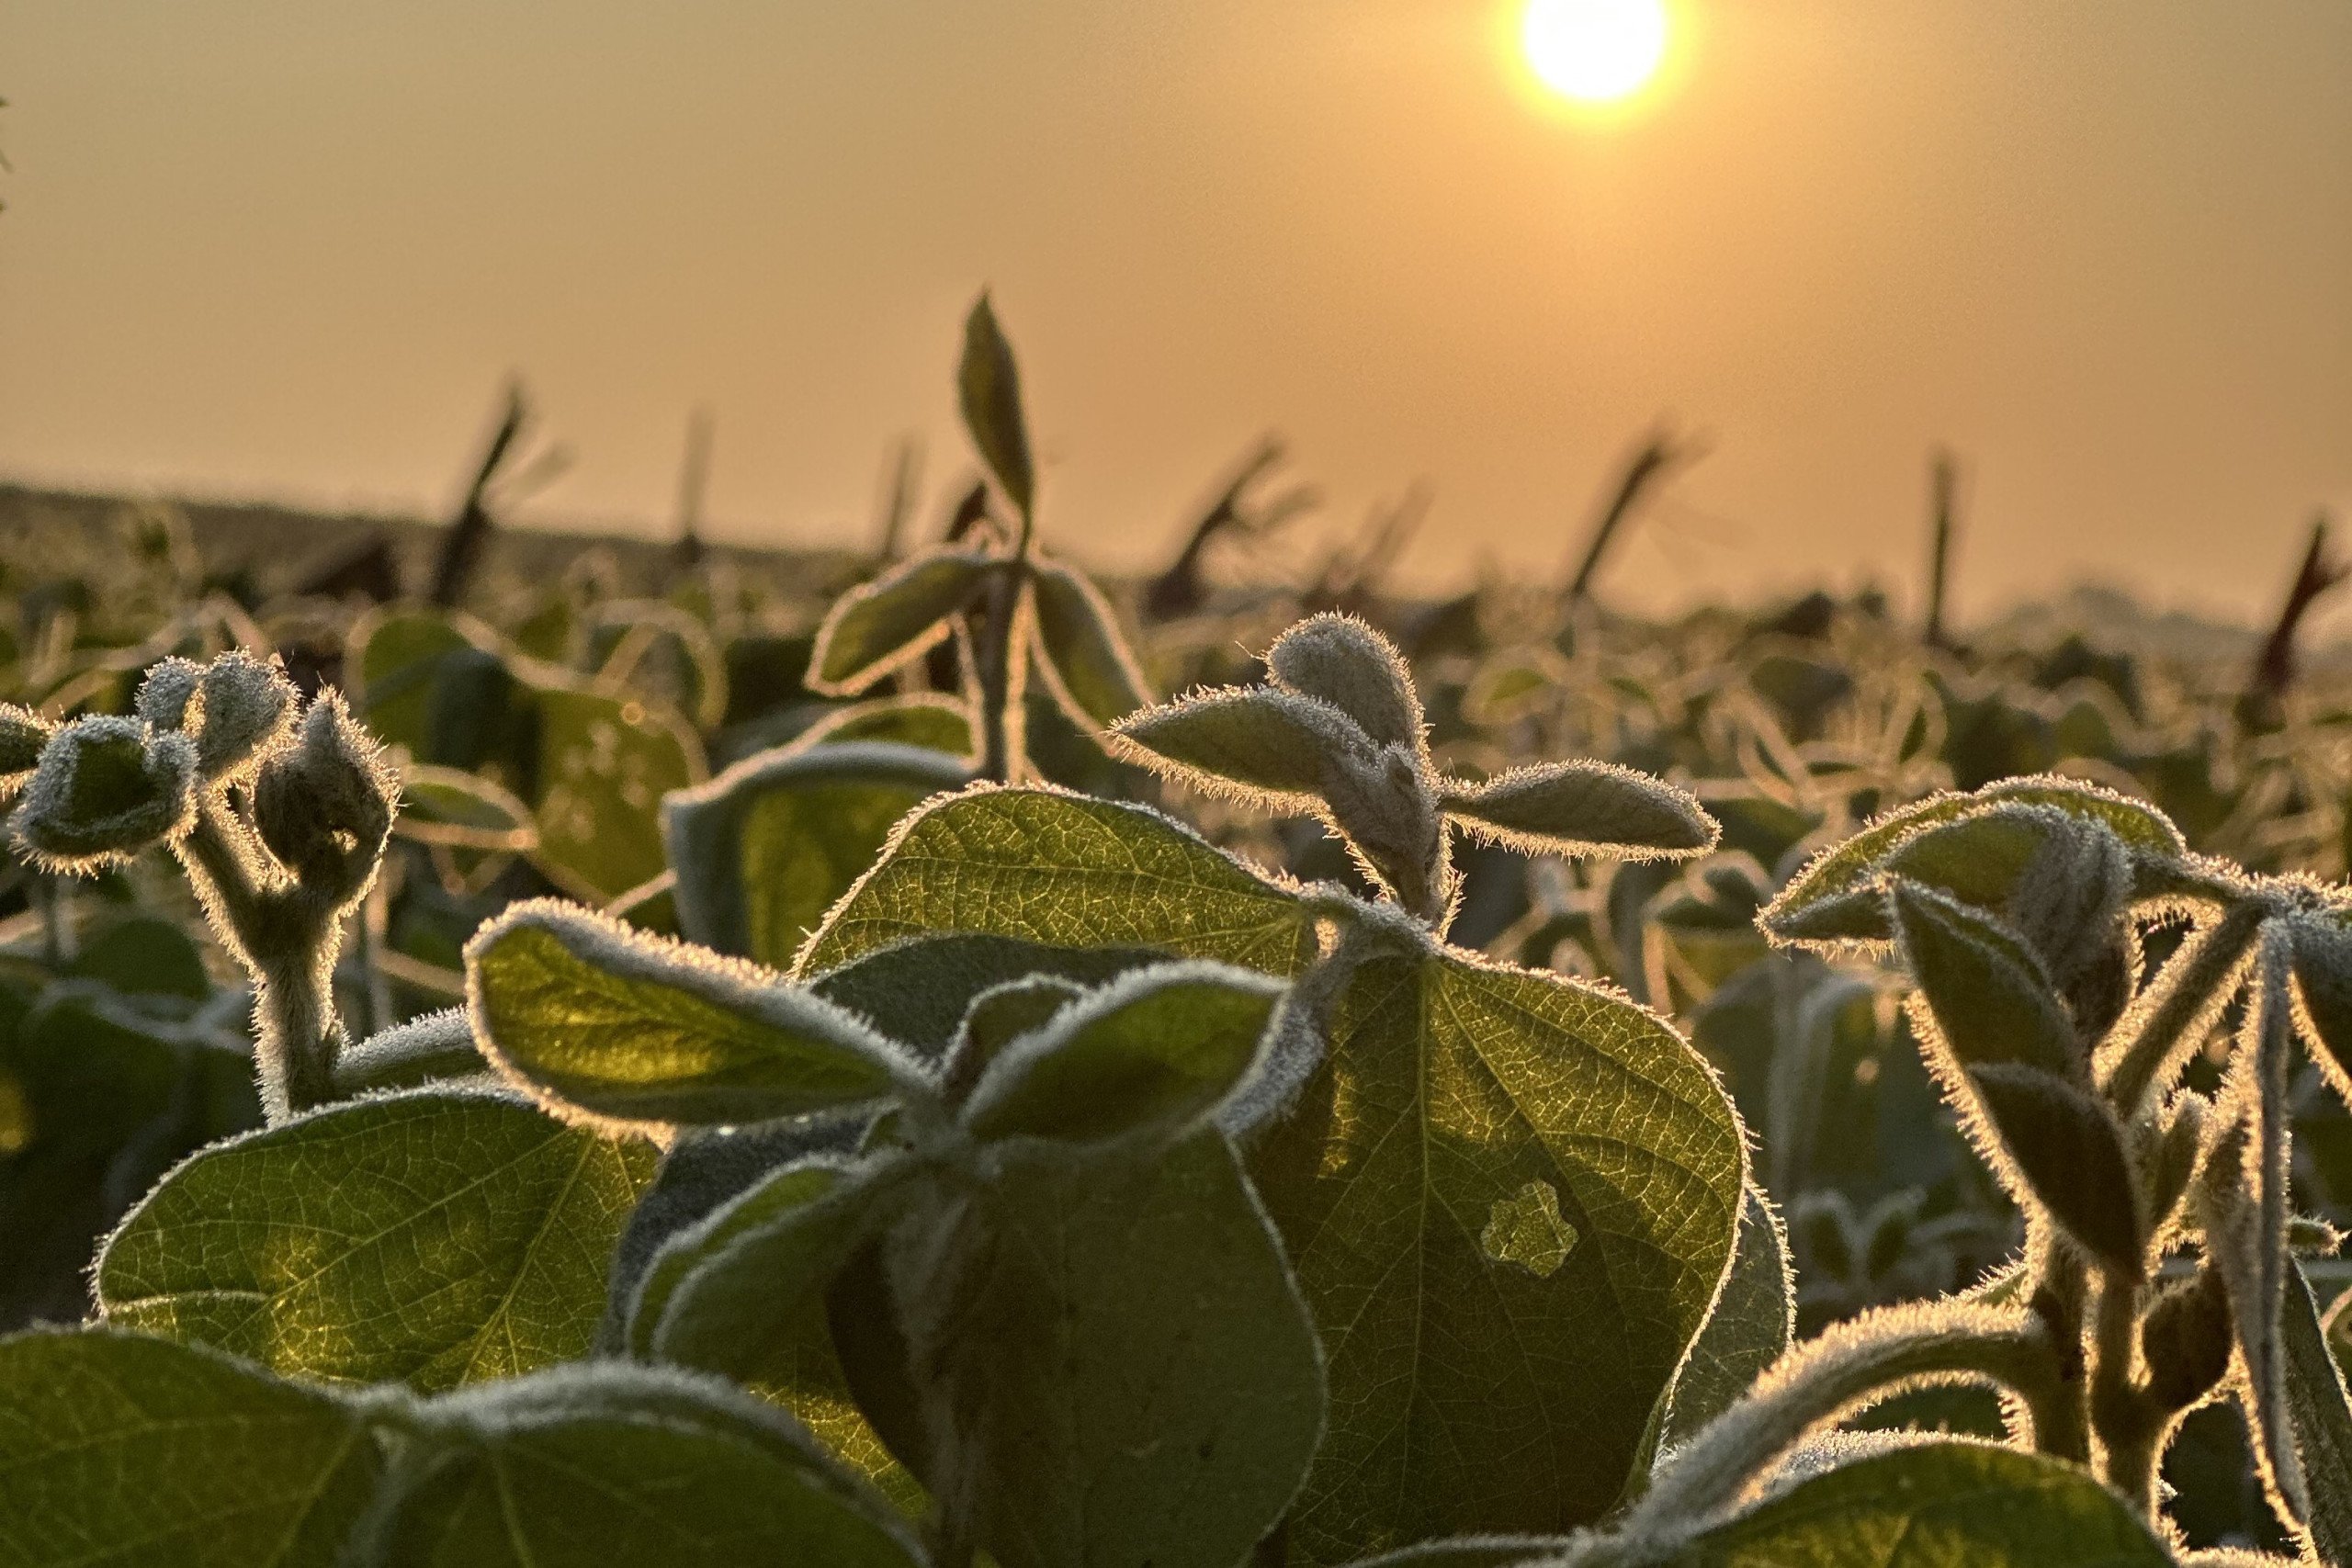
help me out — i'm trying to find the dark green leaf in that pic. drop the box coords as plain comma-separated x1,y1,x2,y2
1031,560,1149,728
1965,1064,2143,1278
1439,761,1716,861
664,740,970,970
961,962,1284,1145
1663,1184,1795,1449
1891,882,2076,1076
0,1327,380,1567
811,931,1170,1062
1109,685,1363,808
960,293,1035,517
1666,1440,2172,1566
2280,1259,2352,1561
808,550,999,694
527,677,704,904
96,1089,656,1391
890,1130,1324,1568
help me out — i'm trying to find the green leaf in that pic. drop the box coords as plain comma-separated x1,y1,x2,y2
0,1327,381,1567
2290,911,2352,1107
1267,613,1426,753
467,900,916,1129
803,693,975,757
96,1088,657,1391
797,786,1319,982
634,1156,922,1515
1247,949,1745,1559
344,607,481,758
2279,1248,2352,1560
394,762,537,852
944,974,1088,1102
361,1362,925,1568
1439,761,1716,861
8,716,198,870
1109,686,1365,808
1663,1184,1795,1450
1030,559,1149,729
1890,882,2076,1076
961,962,1285,1145
331,1008,488,1097
889,1130,1325,1568
528,676,705,904
664,740,970,970
1962,1064,2143,1278
0,703,52,784
808,550,999,694
810,931,1172,1061
960,292,1035,518
1762,777,2185,946
67,913,211,1001
1665,1440,2172,1566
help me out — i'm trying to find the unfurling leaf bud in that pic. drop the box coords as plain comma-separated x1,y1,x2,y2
136,650,299,780
252,692,398,903
1108,684,1367,810
943,975,1087,1107
1438,761,1717,862
0,704,55,793
1891,880,2079,1077
1266,613,1425,753
7,716,198,871
2142,1267,2233,1412
1964,1063,2145,1279
1323,739,1453,919
2145,1090,2210,1241
958,961,1285,1146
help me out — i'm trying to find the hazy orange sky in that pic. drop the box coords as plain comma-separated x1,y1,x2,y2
2,2,2347,626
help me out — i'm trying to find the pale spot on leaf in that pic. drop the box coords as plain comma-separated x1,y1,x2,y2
1482,1179,1579,1278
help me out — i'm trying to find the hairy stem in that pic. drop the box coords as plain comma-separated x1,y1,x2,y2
971,567,1025,784
2029,1240,2095,1465
2088,1273,2162,1516
1621,1303,2069,1545
2098,901,2265,1121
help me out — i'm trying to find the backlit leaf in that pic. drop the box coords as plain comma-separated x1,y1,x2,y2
808,550,998,695
1440,761,1716,862
96,1088,656,1391
960,293,1035,518
1031,559,1149,728
468,900,913,1129
1662,1184,1795,1450
1110,685,1363,809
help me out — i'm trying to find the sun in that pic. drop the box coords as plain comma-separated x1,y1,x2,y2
1521,0,1669,106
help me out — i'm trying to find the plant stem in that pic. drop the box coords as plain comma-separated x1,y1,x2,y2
2029,1240,2094,1465
972,565,1026,784
2088,1271,2162,1516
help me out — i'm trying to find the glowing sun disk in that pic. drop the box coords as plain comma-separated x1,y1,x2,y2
1521,0,1669,105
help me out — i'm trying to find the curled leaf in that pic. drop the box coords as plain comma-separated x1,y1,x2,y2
1266,612,1425,752
960,961,1287,1145
251,691,399,901
8,716,198,871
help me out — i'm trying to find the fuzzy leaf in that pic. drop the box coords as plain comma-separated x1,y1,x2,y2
190,650,300,779
960,293,1035,517
797,785,1319,982
359,1361,926,1567
635,1156,922,1515
961,962,1286,1145
1965,1064,2144,1278
251,693,397,901
1667,1440,2172,1566
1891,881,2077,1076
943,975,1088,1103
1248,949,1744,1558
665,740,970,970
8,717,198,870
2279,1261,2352,1564
1662,1184,1795,1450
2141,1267,2233,1412
1268,613,1426,752
0,1327,381,1566
1031,559,1149,728
96,1089,656,1391
813,931,1171,1063
809,550,999,694
0,703,52,785
468,900,914,1129
2289,910,2352,1107
1110,685,1364,808
1440,761,1716,861
888,1129,1325,1568
332,1007,488,1097
1762,776,2186,945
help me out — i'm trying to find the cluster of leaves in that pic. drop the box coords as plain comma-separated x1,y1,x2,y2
0,297,2348,1565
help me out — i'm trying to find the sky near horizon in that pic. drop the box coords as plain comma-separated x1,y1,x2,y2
1,2,2347,627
